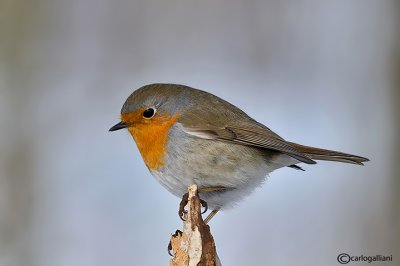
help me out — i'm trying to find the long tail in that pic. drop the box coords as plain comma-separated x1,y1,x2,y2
288,142,369,165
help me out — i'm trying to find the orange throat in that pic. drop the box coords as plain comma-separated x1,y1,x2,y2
124,113,179,171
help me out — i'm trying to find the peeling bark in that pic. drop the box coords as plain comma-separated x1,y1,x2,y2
170,185,221,266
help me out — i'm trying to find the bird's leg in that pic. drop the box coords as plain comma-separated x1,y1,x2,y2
197,186,228,217
178,191,209,221
197,186,227,224
198,186,227,193
204,209,219,224
178,186,227,221
171,186,224,255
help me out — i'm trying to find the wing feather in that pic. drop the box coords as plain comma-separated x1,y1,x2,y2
183,125,316,164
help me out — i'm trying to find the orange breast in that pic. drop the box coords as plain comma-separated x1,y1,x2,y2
122,112,179,171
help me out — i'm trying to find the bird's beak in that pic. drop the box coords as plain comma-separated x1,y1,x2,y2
109,121,128,132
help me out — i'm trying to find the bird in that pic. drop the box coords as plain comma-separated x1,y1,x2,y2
109,83,369,223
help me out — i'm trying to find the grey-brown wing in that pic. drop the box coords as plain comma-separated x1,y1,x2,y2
183,125,316,164
176,90,315,164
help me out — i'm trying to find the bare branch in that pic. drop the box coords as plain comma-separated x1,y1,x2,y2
170,184,221,266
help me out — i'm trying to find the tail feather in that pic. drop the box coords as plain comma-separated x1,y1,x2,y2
288,142,369,165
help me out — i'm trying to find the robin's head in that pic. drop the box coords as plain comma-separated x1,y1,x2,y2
109,83,201,170
109,83,199,132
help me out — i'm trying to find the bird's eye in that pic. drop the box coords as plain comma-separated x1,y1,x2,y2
143,108,156,119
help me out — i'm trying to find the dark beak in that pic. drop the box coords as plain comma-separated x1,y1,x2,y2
109,121,128,132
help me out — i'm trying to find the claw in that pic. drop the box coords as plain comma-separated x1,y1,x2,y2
168,230,183,256
167,241,173,256
179,191,208,219
178,193,189,221
200,199,208,214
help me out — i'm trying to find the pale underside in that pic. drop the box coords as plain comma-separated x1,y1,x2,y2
150,123,299,210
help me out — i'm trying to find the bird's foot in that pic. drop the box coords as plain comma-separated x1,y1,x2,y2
168,230,183,256
178,192,208,221
178,193,189,221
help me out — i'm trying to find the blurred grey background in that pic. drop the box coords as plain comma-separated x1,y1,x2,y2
1,0,399,265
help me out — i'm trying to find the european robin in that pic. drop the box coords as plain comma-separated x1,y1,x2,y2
110,83,368,223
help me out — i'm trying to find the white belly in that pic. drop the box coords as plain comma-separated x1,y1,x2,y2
149,138,296,209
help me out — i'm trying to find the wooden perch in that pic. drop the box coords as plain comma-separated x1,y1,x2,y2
169,184,221,266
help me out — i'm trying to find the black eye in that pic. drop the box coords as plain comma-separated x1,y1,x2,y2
143,108,155,118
